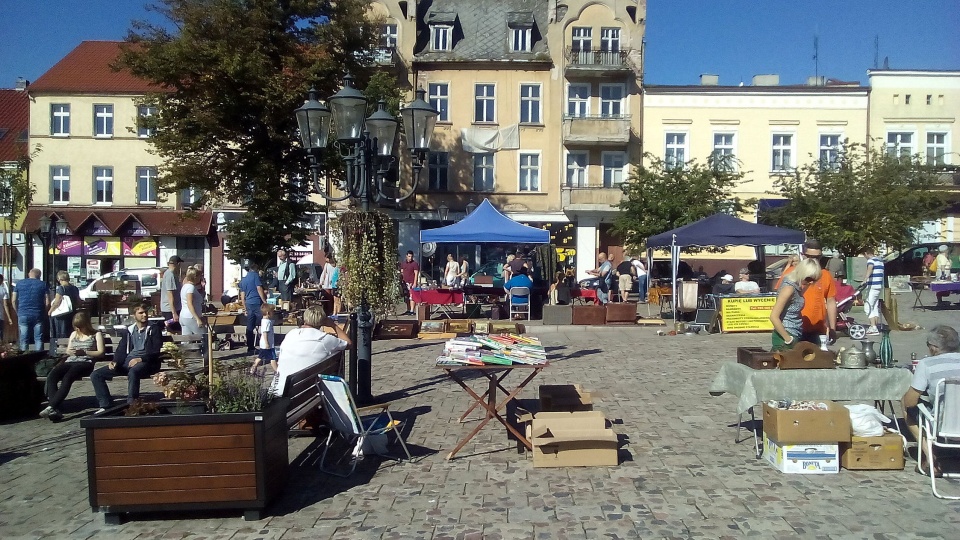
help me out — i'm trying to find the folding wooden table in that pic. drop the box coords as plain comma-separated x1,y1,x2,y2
438,362,549,459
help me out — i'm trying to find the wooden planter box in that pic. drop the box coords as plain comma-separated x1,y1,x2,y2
572,305,606,325
542,305,573,325
605,303,637,324
80,398,289,524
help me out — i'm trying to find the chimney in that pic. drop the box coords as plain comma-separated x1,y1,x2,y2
752,74,779,86
15,77,29,91
700,74,719,86
806,76,825,86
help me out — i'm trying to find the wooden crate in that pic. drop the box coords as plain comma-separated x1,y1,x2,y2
736,347,777,370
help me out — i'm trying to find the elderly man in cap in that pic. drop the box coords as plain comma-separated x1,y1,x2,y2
734,267,760,294
160,255,183,327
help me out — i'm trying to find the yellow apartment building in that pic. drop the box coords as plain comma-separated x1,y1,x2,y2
369,0,645,279
24,41,214,290
868,69,960,242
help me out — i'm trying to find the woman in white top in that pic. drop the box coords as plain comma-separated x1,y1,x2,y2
179,267,205,336
443,254,460,287
272,305,351,396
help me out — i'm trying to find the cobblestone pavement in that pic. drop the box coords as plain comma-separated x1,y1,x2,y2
1,290,958,539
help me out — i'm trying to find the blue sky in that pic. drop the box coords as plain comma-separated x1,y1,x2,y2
2,0,958,87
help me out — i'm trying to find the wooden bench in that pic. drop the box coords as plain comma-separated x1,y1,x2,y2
279,351,344,431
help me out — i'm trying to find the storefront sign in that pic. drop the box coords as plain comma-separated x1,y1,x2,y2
122,236,158,257
84,220,112,236
86,259,102,280
120,220,151,237
719,295,777,333
84,236,122,256
56,236,83,256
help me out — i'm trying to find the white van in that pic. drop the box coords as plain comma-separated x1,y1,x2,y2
79,268,164,300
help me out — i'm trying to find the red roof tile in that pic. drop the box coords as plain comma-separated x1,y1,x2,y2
23,208,212,237
0,89,29,162
29,41,160,94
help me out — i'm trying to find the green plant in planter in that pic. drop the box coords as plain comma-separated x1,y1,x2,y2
209,361,275,413
329,210,402,319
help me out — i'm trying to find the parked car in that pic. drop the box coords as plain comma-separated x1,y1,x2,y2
79,267,164,299
468,261,504,288
883,242,960,277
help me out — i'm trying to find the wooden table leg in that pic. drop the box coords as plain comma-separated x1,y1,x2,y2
459,371,511,422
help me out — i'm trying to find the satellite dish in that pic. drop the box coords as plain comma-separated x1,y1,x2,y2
422,242,437,257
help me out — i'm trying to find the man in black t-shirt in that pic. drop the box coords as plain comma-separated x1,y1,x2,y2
615,259,635,302
508,254,528,277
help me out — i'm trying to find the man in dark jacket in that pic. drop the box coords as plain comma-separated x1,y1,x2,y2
90,303,164,413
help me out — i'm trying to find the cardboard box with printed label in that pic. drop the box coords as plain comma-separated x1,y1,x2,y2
528,411,618,468
840,433,905,470
762,401,852,444
764,433,840,474
539,384,593,412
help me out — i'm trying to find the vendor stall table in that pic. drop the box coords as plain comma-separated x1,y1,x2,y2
438,363,548,460
571,288,598,305
709,361,912,457
412,288,465,319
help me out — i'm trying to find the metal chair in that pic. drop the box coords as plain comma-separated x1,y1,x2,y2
507,286,531,321
917,377,960,499
316,375,411,477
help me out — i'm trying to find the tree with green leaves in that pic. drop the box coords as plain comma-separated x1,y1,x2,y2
614,153,752,251
119,0,387,266
764,141,948,256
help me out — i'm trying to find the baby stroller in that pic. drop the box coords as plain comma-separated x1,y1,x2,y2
835,281,868,339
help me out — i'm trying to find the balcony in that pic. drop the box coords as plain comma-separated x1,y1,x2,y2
565,48,635,77
561,186,624,211
563,115,632,145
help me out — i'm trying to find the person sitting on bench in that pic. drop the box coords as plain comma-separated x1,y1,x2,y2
90,303,164,414
271,305,351,397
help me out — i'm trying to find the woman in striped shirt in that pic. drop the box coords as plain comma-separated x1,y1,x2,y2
861,247,885,336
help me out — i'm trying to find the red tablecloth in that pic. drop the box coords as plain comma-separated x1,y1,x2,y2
571,288,599,304
411,288,465,305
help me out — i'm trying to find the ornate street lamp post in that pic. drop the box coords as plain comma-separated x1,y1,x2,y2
295,75,438,402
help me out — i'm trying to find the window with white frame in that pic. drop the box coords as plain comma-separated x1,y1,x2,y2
181,187,201,208
519,84,541,124
664,132,687,170
428,83,450,122
571,26,592,64
474,84,495,122
431,25,452,51
519,152,540,192
602,152,626,187
567,84,589,117
94,166,114,203
886,132,914,160
380,23,397,48
712,133,736,170
926,132,948,166
51,166,70,203
600,27,620,64
137,166,158,204
428,152,449,191
511,27,532,52
473,153,495,191
600,84,624,117
771,133,794,171
94,104,114,137
819,134,841,170
566,152,587,187
138,105,157,137
51,104,70,136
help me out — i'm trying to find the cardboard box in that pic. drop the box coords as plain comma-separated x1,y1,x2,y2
529,411,618,468
762,401,851,444
840,433,905,470
539,384,593,412
764,433,839,474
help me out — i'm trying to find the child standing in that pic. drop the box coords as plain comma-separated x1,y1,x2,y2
250,304,277,373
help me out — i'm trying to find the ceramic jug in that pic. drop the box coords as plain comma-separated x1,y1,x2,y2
860,340,879,365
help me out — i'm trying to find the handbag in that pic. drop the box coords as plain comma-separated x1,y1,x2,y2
51,294,73,317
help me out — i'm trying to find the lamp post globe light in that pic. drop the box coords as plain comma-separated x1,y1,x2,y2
294,75,438,403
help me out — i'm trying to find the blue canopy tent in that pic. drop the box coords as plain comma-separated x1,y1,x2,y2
645,213,805,318
419,199,549,243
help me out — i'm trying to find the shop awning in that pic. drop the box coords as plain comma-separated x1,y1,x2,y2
22,207,213,237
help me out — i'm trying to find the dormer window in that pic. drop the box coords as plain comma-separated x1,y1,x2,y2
431,25,452,51
511,27,531,52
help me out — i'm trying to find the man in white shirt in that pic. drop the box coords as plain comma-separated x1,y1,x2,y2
630,257,647,303
276,249,297,302
734,267,760,294
271,305,351,396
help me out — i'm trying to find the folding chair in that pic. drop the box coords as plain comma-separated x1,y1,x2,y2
316,374,411,477
508,286,531,321
917,377,960,499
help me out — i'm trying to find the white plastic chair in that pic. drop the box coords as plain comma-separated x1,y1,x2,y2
508,286,531,321
917,377,960,499
316,375,411,477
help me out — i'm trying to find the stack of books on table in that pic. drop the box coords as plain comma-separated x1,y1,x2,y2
436,334,547,366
